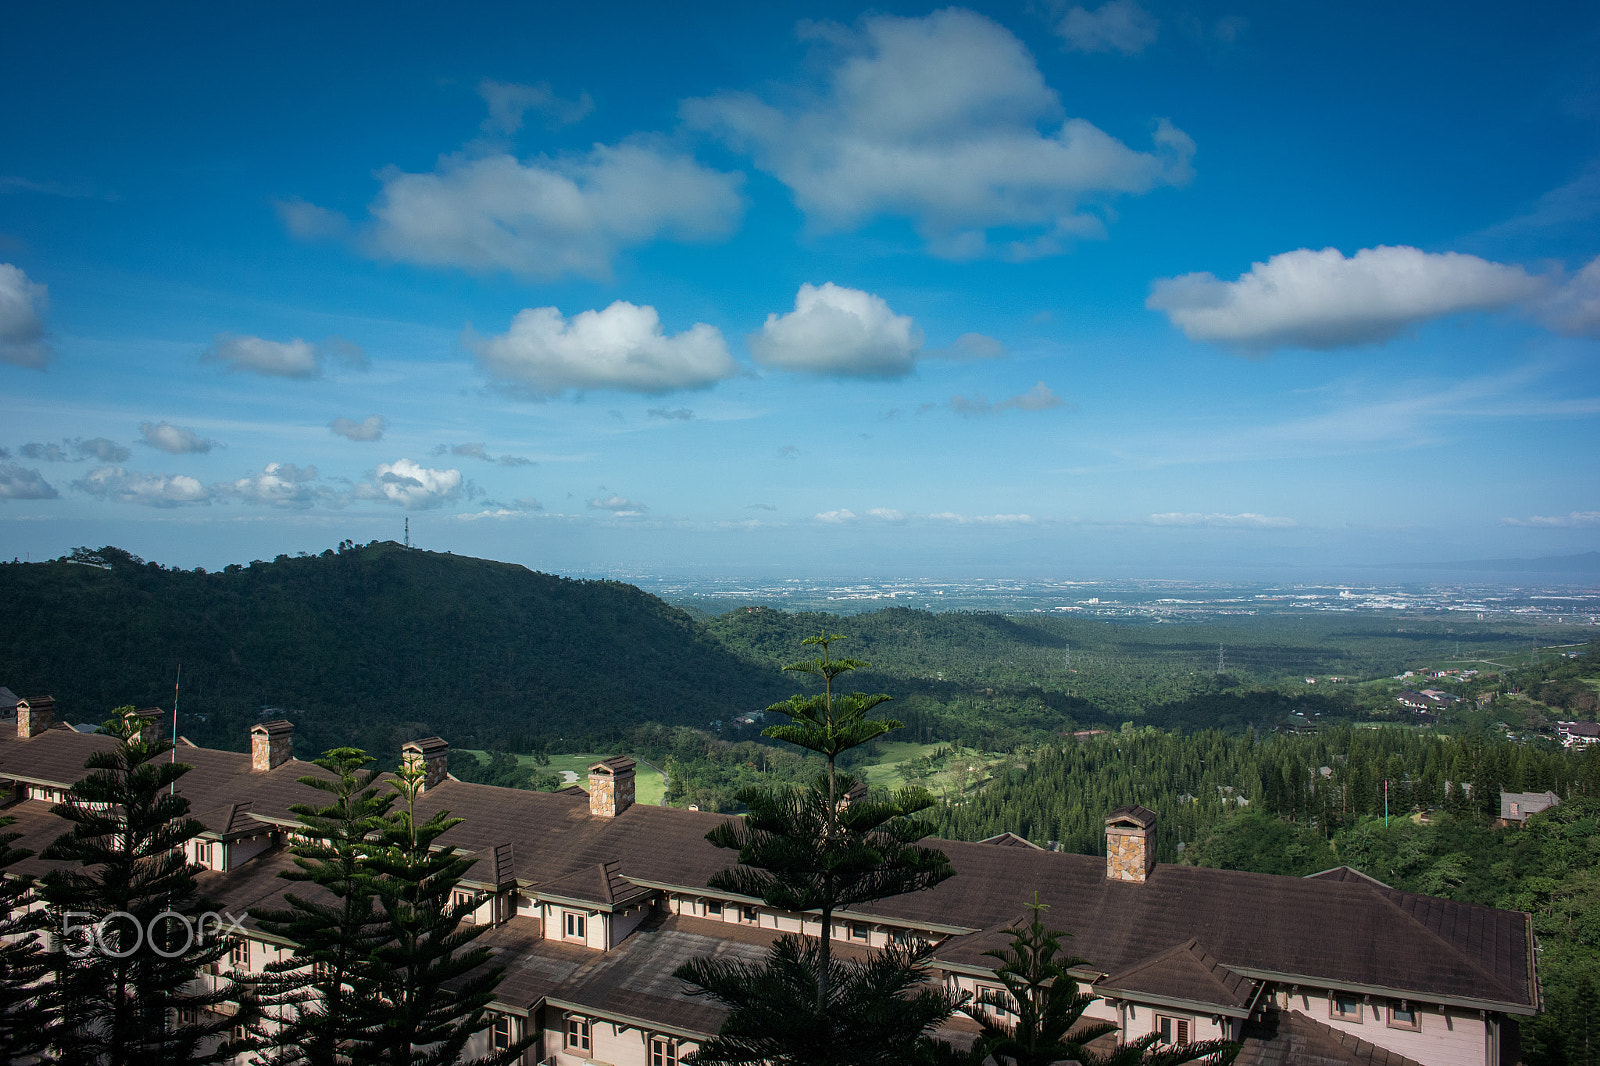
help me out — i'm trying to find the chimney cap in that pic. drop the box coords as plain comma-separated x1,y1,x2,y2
1106,804,1158,829
589,755,636,776
252,719,294,736
402,736,449,756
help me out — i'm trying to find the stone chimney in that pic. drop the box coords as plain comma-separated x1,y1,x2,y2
1105,805,1158,883
250,720,294,772
402,737,451,792
17,696,55,739
588,756,636,818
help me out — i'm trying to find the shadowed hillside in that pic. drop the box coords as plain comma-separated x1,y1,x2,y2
0,542,785,757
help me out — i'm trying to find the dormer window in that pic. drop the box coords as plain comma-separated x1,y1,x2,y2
564,911,586,941
1388,1004,1421,1031
1157,1015,1191,1045
740,904,759,924
1331,994,1363,1022
705,900,723,918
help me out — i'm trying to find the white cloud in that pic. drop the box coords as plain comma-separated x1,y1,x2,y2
0,463,57,500
1502,511,1600,528
926,512,1036,524
938,332,1007,360
1147,245,1546,351
751,283,923,378
221,463,325,509
140,421,220,455
75,466,211,507
866,507,907,522
479,79,593,134
588,494,647,514
471,301,736,396
951,381,1067,415
1537,255,1600,338
204,334,321,378
683,9,1192,258
0,263,50,369
77,437,131,462
274,198,350,241
364,143,742,279
330,415,387,441
815,509,858,523
1055,0,1159,54
1148,512,1297,528
356,459,465,510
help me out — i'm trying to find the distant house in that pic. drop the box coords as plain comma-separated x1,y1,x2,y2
1555,721,1600,748
1499,790,1560,824
1396,691,1446,714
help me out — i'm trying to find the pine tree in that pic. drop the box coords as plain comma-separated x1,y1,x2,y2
0,814,51,1064
244,748,395,1066
676,633,959,1065
363,758,529,1066
39,707,246,1066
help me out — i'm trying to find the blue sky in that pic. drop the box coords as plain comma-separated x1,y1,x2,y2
2,0,1597,578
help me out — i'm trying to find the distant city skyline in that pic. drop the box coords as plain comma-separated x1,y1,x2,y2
2,1,1597,577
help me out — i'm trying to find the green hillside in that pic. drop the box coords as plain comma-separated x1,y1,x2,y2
0,542,785,758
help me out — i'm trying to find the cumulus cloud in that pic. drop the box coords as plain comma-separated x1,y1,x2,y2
0,263,51,369
866,507,907,522
588,494,647,513
1148,512,1297,528
648,407,695,421
363,143,742,279
221,463,326,509
471,301,736,396
74,466,211,507
683,9,1192,258
204,334,320,378
0,463,57,500
356,459,465,510
751,283,923,378
77,437,130,461
1055,0,1159,54
815,509,857,523
479,79,594,134
1502,511,1600,528
951,382,1067,415
330,415,387,441
140,421,220,455
1537,255,1600,338
1147,245,1546,351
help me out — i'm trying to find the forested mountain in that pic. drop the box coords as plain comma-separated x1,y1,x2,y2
0,543,786,756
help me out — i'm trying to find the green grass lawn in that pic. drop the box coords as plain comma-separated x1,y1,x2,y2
456,750,666,806
858,740,1005,794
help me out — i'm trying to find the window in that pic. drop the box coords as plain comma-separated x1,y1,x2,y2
1331,994,1363,1022
651,1036,679,1066
1157,1016,1191,1046
890,928,915,947
1389,1004,1421,1031
230,938,250,968
705,899,723,918
564,911,586,941
489,1012,514,1051
565,1017,591,1052
740,904,759,924
979,986,1017,1020
453,890,477,924
849,922,870,942
195,841,213,867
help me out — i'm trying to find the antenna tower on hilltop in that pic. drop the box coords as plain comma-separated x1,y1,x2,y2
405,518,410,549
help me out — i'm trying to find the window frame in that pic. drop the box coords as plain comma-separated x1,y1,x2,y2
564,1016,591,1053
1388,1004,1422,1032
650,1036,679,1066
490,1012,514,1051
739,904,759,925
230,938,250,969
1330,993,1364,1022
563,910,587,942
1156,1014,1192,1046
705,899,723,918
849,921,870,942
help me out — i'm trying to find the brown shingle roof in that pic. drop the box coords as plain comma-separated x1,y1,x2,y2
1236,1010,1429,1066
1095,938,1259,1016
0,727,1538,1014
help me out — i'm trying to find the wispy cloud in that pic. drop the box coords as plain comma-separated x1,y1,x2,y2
1148,512,1297,528
950,381,1068,415
1502,511,1600,528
